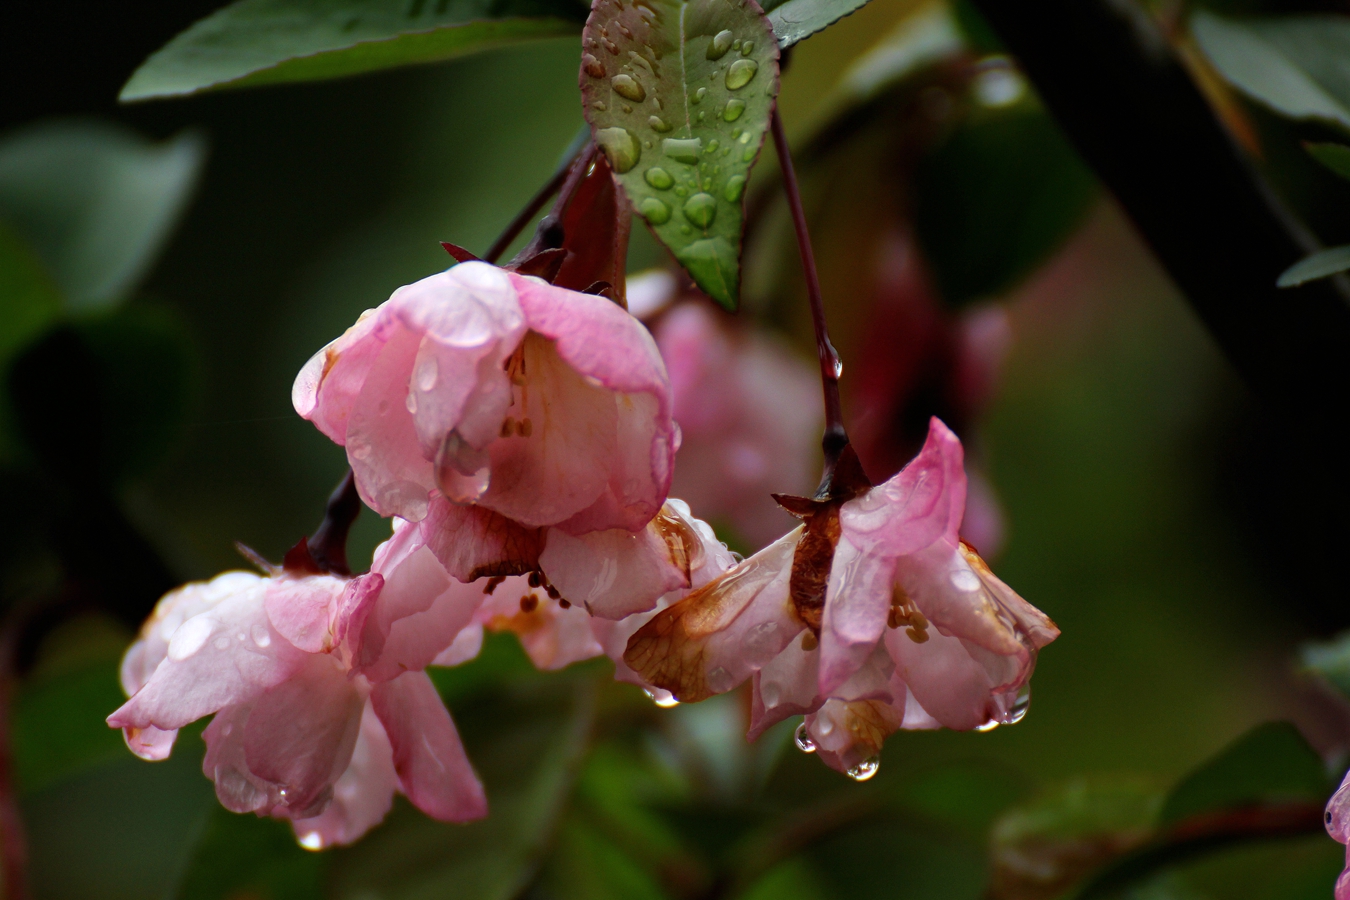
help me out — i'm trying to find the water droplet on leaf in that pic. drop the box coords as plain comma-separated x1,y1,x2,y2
597,127,641,173
639,197,671,224
725,59,757,90
612,73,646,102
707,29,734,59
723,99,745,121
648,115,671,132
724,175,746,202
682,193,716,228
662,137,702,164
644,166,673,189
694,87,708,103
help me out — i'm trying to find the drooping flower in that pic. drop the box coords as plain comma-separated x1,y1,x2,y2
1325,772,1350,899
108,521,488,847
293,261,676,539
624,417,1058,775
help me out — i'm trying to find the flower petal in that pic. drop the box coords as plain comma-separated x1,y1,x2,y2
817,535,895,696
293,307,385,443
539,516,688,620
122,724,177,761
417,495,544,582
289,702,398,849
264,575,347,654
371,672,486,822
885,624,1000,731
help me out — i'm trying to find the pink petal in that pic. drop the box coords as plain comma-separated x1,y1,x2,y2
333,573,384,658
748,637,820,741
817,535,895,696
885,625,1000,731
839,417,966,558
371,672,486,822
806,696,904,775
264,575,347,654
108,580,306,732
417,495,544,582
203,703,275,814
293,307,386,443
538,521,687,620
289,702,398,849
1327,771,1350,844
242,654,366,818
432,623,484,667
477,581,603,671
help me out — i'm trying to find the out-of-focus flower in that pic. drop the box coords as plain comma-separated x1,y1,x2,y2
293,261,676,539
627,272,820,550
108,521,487,846
1325,773,1350,899
625,418,1058,775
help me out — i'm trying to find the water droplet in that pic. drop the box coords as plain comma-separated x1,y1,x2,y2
697,110,706,122
644,166,673,189
405,392,418,414
1006,685,1031,725
732,38,742,50
251,623,272,647
694,86,708,103
742,620,782,664
973,63,1025,108
707,139,719,152
707,666,734,693
349,439,372,461
675,186,688,197
680,225,691,234
648,115,671,132
597,127,641,173
847,757,880,781
725,59,757,90
623,104,633,113
415,355,438,391
975,718,1000,733
833,358,844,378
682,192,716,228
644,688,680,708
662,137,702,164
638,197,671,224
761,681,781,707
277,787,290,802
706,29,734,59
593,101,608,111
583,53,606,78
299,832,325,851
724,175,746,202
720,99,746,123
742,146,756,162
794,722,817,753
950,567,981,592
612,73,646,102
741,40,755,55
168,616,214,661
739,132,751,143
816,716,834,736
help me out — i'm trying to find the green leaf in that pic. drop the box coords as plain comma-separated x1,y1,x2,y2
0,224,62,461
1191,11,1350,132
761,0,870,50
1159,722,1329,827
120,0,587,102
1301,629,1350,700
535,814,671,900
0,121,205,312
914,94,1096,306
581,0,780,309
1276,244,1350,287
173,807,325,900
1304,142,1350,182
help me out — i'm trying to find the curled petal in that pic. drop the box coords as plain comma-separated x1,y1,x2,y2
885,625,1007,731
417,495,545,582
432,623,484,667
371,672,486,822
748,637,820,741
293,307,384,443
289,703,399,849
264,575,347,654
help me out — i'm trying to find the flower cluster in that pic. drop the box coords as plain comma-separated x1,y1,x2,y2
109,259,1057,846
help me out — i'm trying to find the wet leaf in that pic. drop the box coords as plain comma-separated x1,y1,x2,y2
120,0,588,102
1191,11,1350,132
1159,722,1329,827
760,0,870,50
0,121,204,312
581,0,780,309
1276,244,1350,288
1304,142,1350,182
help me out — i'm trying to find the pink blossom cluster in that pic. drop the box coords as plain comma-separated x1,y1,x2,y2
109,260,1057,847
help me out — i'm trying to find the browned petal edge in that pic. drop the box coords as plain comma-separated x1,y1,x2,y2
958,540,1060,643
839,699,904,757
651,505,705,583
787,504,841,636
425,505,545,582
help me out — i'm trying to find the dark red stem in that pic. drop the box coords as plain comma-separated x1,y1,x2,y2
489,139,596,265
286,469,361,576
770,109,849,480
513,140,598,263
0,623,29,900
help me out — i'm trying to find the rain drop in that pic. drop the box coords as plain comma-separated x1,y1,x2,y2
724,175,746,202
612,73,646,102
299,832,324,851
682,192,717,228
833,358,844,378
1006,685,1031,725
639,197,671,224
740,40,755,55
593,101,608,111
722,99,745,122
697,110,706,123
742,146,756,162
950,567,981,592
794,722,817,753
415,355,439,391
707,666,734,693
582,53,606,78
644,689,680,708
251,623,272,648
644,166,673,189
706,139,719,152
675,186,688,197
662,137,702,164
405,392,418,414
725,59,757,90
706,29,734,60
975,719,1000,733
597,127,641,173
623,104,633,113
168,616,214,661
846,757,880,782
648,115,671,132
694,86,708,103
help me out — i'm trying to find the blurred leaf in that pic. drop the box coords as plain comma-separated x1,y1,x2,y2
11,657,128,795
1301,629,1350,700
428,630,541,707
328,675,595,899
534,814,671,899
1159,722,1329,827
898,762,1031,838
0,121,205,312
988,775,1163,900
1275,244,1350,288
1191,12,1350,132
173,806,325,900
581,0,779,309
736,856,831,900
761,0,872,50
1303,142,1350,182
0,223,61,461
120,0,587,102
8,305,197,485
807,809,988,899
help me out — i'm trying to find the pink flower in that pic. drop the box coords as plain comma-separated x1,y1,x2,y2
650,297,821,550
1326,772,1350,899
293,261,675,536
624,418,1058,775
108,521,488,846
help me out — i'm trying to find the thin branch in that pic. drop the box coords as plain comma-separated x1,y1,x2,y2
484,161,571,265
512,140,598,265
770,108,850,486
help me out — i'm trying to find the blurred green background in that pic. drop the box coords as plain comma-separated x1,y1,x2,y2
1,0,1347,897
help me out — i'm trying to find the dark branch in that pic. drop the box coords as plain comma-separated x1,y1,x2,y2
286,469,361,576
967,0,1350,433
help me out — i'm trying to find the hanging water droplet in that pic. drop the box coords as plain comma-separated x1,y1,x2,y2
299,832,325,851
724,174,746,202
415,355,439,391
582,53,606,78
648,115,671,132
833,358,844,378
846,756,880,781
597,127,641,173
975,718,1000,733
638,197,671,224
794,722,817,753
725,59,757,90
706,666,734,693
251,623,272,648
644,166,673,189
1006,685,1031,725
682,192,716,228
722,98,746,122
950,567,981,592
662,137,702,164
694,86,708,103
644,688,680,708
706,29,734,59
612,73,646,102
